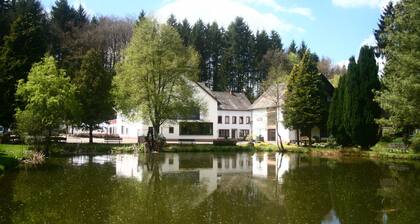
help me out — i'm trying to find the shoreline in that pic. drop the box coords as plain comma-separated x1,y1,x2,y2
2,143,420,176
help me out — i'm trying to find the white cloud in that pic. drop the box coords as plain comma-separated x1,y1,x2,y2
332,0,399,9
360,34,377,47
336,59,349,69
154,0,307,34
242,0,315,20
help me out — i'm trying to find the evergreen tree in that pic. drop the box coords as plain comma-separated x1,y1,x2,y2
327,75,351,145
375,0,420,141
177,19,192,46
374,1,395,57
0,0,48,128
342,47,381,149
0,0,14,47
270,30,283,51
221,17,255,98
191,19,209,84
288,40,297,53
207,22,226,91
136,9,146,25
51,0,78,32
73,49,114,143
166,14,177,27
297,41,308,59
283,51,323,145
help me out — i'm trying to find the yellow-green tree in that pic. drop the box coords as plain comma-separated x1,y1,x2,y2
113,18,200,151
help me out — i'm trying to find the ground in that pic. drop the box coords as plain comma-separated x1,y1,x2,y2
0,144,28,175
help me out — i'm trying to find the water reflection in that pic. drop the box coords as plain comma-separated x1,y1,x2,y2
2,153,419,224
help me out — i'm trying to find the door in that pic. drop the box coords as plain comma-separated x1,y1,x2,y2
231,129,237,139
267,129,276,141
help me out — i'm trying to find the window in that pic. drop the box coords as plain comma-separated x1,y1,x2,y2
239,116,244,124
232,116,237,124
239,129,250,138
179,122,213,135
268,129,276,141
169,127,174,134
218,116,223,124
218,129,230,138
121,126,124,134
246,116,251,124
225,116,230,124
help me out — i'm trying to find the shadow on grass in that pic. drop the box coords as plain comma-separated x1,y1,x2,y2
0,152,20,175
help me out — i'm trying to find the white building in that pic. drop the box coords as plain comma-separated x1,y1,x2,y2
106,82,252,143
105,78,333,144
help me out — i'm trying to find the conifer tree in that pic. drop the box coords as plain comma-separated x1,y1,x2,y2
0,0,48,128
283,51,324,145
328,75,351,145
288,40,297,53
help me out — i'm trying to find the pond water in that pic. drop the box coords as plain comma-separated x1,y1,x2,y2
0,152,419,224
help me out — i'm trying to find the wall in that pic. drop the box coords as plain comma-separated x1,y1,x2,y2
216,110,252,139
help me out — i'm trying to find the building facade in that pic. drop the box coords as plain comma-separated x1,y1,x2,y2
105,77,333,144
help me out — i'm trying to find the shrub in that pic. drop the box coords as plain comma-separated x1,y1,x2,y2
410,133,420,153
213,139,237,146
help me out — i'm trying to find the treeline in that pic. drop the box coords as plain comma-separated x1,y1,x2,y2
328,0,420,149
0,0,133,138
165,15,346,99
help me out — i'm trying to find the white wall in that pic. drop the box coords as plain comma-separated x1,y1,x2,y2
251,107,290,143
216,110,252,139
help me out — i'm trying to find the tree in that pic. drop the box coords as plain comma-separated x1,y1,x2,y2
191,19,209,84
221,17,256,99
327,75,351,145
297,41,308,59
73,49,114,143
113,18,200,151
374,1,395,57
287,40,297,53
15,56,76,153
206,22,226,91
283,51,324,146
0,0,48,129
375,0,420,142
341,47,381,149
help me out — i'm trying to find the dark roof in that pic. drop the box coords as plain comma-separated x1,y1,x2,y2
196,82,251,111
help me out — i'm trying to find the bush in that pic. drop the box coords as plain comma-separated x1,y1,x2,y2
72,133,120,139
213,139,237,146
410,133,420,153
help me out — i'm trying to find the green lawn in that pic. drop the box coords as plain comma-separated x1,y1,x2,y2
0,144,29,175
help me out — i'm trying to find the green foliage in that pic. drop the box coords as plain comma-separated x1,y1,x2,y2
0,0,48,128
410,133,420,153
375,0,420,138
283,51,327,144
330,46,381,149
113,18,200,138
328,75,351,145
15,56,77,147
73,49,114,141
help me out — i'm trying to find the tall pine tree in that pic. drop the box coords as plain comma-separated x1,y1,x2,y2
0,0,48,128
283,51,324,145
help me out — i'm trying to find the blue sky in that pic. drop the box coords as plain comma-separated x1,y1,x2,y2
39,0,396,66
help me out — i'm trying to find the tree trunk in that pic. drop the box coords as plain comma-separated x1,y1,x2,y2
89,126,93,144
296,129,300,146
308,128,312,146
153,124,160,152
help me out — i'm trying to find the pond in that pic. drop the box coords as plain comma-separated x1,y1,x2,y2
0,152,419,224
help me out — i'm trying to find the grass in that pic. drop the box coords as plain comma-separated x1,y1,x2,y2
0,144,29,175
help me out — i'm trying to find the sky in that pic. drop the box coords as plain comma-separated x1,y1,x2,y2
39,0,397,66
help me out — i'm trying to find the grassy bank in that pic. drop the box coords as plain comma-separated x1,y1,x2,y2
0,144,29,175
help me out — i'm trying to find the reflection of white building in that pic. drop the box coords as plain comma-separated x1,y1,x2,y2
252,153,298,183
115,154,143,181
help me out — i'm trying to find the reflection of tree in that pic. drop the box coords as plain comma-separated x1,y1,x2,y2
177,179,286,224
109,153,206,224
329,160,382,224
0,172,20,223
379,164,420,224
10,158,115,223
281,158,332,224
